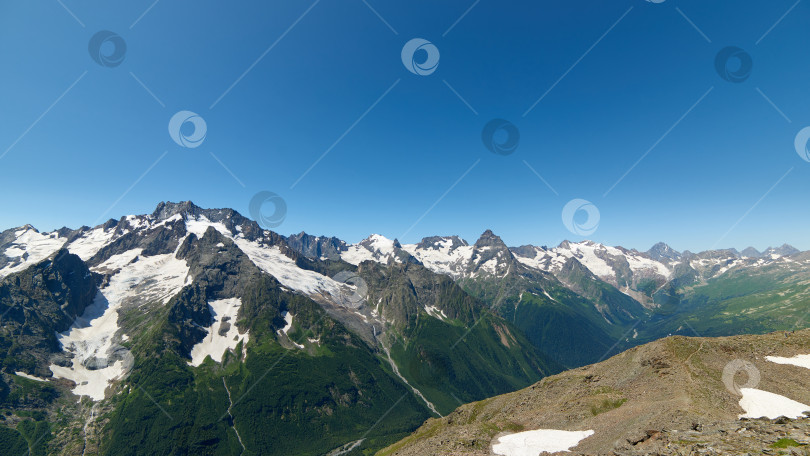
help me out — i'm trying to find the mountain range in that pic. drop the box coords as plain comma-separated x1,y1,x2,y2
0,201,807,455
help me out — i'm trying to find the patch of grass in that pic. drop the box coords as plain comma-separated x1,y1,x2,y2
590,398,627,416
590,386,619,395
771,438,802,449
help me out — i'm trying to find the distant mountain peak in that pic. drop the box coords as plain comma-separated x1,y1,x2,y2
646,242,681,262
360,233,398,249
152,200,203,220
765,244,800,257
414,235,468,251
473,230,507,249
741,247,762,258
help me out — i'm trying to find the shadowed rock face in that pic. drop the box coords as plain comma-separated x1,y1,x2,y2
378,329,810,456
0,249,98,378
646,242,681,263
285,232,347,261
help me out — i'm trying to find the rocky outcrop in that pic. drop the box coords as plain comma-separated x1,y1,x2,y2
0,250,98,377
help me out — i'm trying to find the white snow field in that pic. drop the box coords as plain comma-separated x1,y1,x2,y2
492,429,595,455
766,354,810,370
50,248,190,401
15,372,48,382
65,226,117,261
341,234,401,265
402,238,473,278
738,388,810,419
234,239,346,300
0,227,66,278
189,298,248,366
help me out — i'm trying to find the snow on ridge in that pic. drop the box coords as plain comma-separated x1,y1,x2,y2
511,241,673,281
340,245,379,266
492,429,594,455
401,241,474,278
189,298,248,366
738,388,810,419
367,234,396,256
65,227,117,261
0,227,66,278
340,234,401,266
185,216,231,238
766,354,810,370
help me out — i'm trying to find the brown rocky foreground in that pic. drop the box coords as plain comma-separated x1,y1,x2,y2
378,329,810,455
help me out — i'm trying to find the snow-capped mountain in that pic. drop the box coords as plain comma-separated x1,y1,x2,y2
300,230,804,307
0,201,557,456
401,235,472,278
1,201,807,455
334,230,519,280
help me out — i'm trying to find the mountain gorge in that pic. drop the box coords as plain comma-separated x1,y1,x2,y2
0,201,807,455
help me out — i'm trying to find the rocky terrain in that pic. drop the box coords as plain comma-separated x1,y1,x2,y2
379,329,810,455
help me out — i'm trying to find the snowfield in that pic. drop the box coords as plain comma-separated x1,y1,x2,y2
492,429,595,455
766,354,810,370
65,226,117,261
738,388,810,419
341,234,401,265
50,247,190,401
402,239,473,278
189,298,248,366
234,239,347,302
0,227,66,278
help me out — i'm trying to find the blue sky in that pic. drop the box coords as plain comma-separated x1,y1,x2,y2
1,0,809,252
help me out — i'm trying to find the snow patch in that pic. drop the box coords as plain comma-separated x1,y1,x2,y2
425,305,448,321
738,388,810,419
766,354,810,370
492,429,594,455
189,298,248,366
277,311,304,349
15,372,48,382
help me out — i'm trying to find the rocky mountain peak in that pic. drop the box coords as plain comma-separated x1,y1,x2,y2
473,230,508,250
152,200,203,220
646,242,681,262
414,235,468,251
741,247,762,258
285,232,347,260
765,244,800,257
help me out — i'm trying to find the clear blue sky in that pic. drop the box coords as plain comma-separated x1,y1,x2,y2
1,0,809,253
